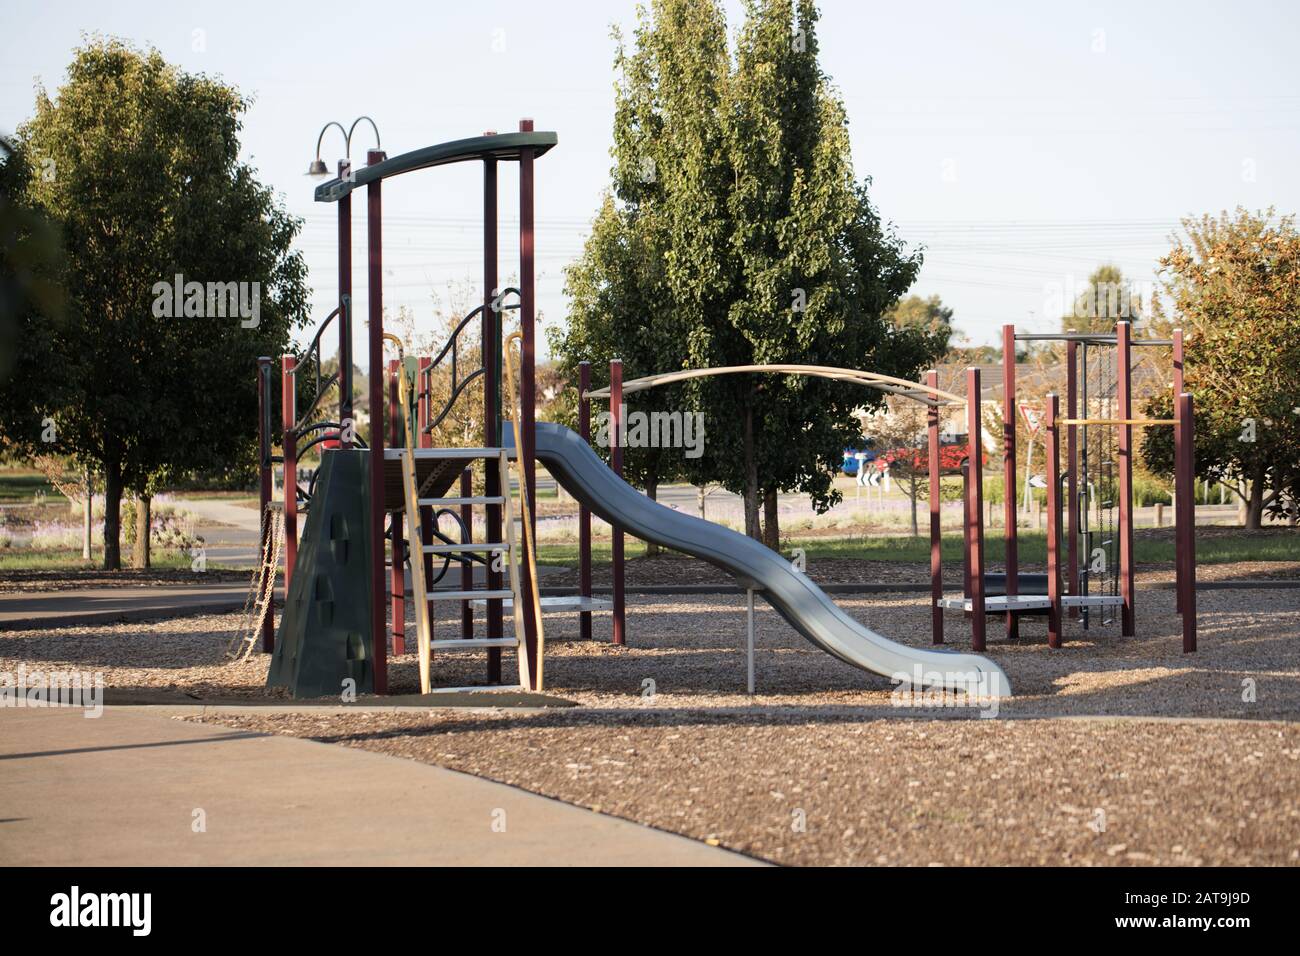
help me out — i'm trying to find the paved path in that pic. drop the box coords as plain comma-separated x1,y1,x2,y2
173,497,263,569
0,581,262,629
0,706,759,866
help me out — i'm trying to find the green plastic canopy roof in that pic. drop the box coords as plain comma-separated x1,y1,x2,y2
313,130,558,203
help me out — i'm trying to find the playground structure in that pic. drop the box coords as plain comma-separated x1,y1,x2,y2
933,323,1196,653
244,123,1195,702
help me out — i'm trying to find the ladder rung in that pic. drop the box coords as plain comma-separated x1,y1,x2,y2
418,495,506,507
423,542,509,554
428,589,514,601
429,638,519,649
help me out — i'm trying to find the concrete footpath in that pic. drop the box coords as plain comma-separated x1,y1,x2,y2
0,582,258,630
0,707,760,866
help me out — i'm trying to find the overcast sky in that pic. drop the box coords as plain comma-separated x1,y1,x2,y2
4,0,1298,368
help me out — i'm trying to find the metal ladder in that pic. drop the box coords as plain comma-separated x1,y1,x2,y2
399,446,533,694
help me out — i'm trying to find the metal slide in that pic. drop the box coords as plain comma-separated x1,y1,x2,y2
529,423,1011,697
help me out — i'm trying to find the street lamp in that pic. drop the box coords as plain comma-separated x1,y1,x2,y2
307,116,382,177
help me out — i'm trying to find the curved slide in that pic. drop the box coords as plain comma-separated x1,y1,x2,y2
530,423,1011,698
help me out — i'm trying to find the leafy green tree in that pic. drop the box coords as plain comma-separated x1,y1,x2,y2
888,294,954,355
1141,208,1300,528
553,0,929,549
1059,264,1147,333
2,39,309,568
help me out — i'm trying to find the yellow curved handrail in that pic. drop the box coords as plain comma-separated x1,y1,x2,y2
581,363,964,407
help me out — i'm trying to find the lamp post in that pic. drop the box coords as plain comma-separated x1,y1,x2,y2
307,117,382,450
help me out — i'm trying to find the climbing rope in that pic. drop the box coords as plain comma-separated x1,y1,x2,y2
227,503,285,662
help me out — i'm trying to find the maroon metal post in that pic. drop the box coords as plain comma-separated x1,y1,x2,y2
1176,392,1197,652
1001,324,1019,640
927,370,943,644
1116,320,1136,636
966,368,986,651
460,468,474,640
483,140,503,683
281,354,298,593
961,459,971,618
366,148,388,694
578,360,593,643
388,359,405,656
610,359,626,646
513,119,541,687
1065,332,1079,618
1046,393,1063,648
338,159,353,447
519,118,537,536
1172,328,1185,616
257,356,275,652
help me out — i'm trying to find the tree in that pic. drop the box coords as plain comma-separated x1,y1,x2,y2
888,294,954,355
550,0,729,557
2,39,309,568
553,0,931,550
1141,208,1300,528
1059,264,1147,334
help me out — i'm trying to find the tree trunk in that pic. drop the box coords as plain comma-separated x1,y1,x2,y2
82,469,92,561
133,494,151,569
103,462,123,571
762,487,780,550
909,480,920,537
644,476,661,557
1244,467,1265,530
743,400,761,541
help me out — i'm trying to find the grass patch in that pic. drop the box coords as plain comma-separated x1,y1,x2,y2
0,472,67,503
537,530,1300,569
0,549,215,572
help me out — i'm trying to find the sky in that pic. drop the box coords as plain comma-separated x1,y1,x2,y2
3,0,1299,370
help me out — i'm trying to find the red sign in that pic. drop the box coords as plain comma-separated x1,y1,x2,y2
1019,402,1042,437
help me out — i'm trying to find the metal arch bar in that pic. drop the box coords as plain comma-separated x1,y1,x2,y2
427,367,487,433
292,371,340,434
426,300,521,374
581,364,965,407
314,132,559,203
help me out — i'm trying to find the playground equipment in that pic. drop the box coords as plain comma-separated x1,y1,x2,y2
580,362,1010,696
934,323,1197,653
249,123,1187,700
255,124,556,696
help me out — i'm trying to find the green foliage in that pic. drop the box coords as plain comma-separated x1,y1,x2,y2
1059,264,1146,334
550,0,928,543
1141,208,1300,527
0,38,309,565
888,294,954,355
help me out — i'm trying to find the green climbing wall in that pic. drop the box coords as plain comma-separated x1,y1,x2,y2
267,449,375,698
